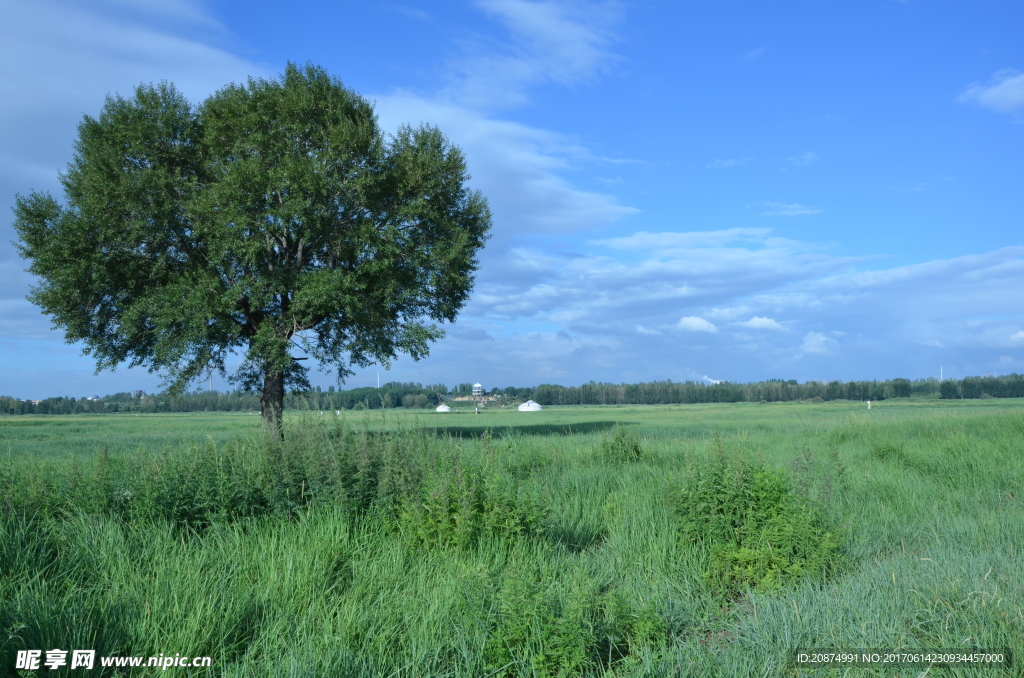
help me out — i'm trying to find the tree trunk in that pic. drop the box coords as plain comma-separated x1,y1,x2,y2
260,368,285,437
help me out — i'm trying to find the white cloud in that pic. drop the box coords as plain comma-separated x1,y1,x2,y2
743,47,766,61
800,332,835,354
958,69,1024,114
739,316,785,331
1010,330,1024,345
678,317,718,333
707,157,753,169
785,151,820,167
761,202,822,217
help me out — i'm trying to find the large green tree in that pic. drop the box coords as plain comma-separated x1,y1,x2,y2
14,63,490,432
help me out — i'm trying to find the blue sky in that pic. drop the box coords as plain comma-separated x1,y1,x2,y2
1,0,1022,398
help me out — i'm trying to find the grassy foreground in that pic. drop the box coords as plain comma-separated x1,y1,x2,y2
1,400,1022,676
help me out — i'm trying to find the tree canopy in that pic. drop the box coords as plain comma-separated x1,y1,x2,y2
14,63,491,431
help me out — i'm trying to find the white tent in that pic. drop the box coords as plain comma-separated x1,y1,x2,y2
518,400,542,412
435,404,451,413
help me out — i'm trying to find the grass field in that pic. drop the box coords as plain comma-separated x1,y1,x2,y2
2,399,1022,676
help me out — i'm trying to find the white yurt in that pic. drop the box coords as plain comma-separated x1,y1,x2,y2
518,400,542,412
435,403,451,413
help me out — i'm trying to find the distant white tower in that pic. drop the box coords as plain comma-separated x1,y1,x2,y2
472,382,484,414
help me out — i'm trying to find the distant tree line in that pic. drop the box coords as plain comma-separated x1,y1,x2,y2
3,374,1023,416
937,374,1024,400
529,377,914,405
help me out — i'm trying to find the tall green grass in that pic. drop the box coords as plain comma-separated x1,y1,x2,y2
2,403,1022,676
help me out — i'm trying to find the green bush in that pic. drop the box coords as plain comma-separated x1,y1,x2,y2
600,426,648,463
484,563,665,676
394,454,548,549
672,447,842,593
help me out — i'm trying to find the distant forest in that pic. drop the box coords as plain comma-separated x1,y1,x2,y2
3,374,1023,416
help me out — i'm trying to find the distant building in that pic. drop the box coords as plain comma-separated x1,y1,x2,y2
518,400,542,412
472,383,484,396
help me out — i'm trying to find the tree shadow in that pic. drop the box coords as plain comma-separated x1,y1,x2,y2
422,420,631,438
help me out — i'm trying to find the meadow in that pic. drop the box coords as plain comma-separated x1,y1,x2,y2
1,398,1022,676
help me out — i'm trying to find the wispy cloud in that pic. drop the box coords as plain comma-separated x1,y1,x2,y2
446,0,621,109
785,151,820,167
369,1,636,247
594,228,771,250
958,69,1024,115
761,201,821,217
743,47,767,61
386,5,431,21
375,94,638,236
707,157,753,169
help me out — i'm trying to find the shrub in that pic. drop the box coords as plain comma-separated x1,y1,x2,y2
600,426,648,463
672,447,842,593
393,454,548,549
484,564,665,676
